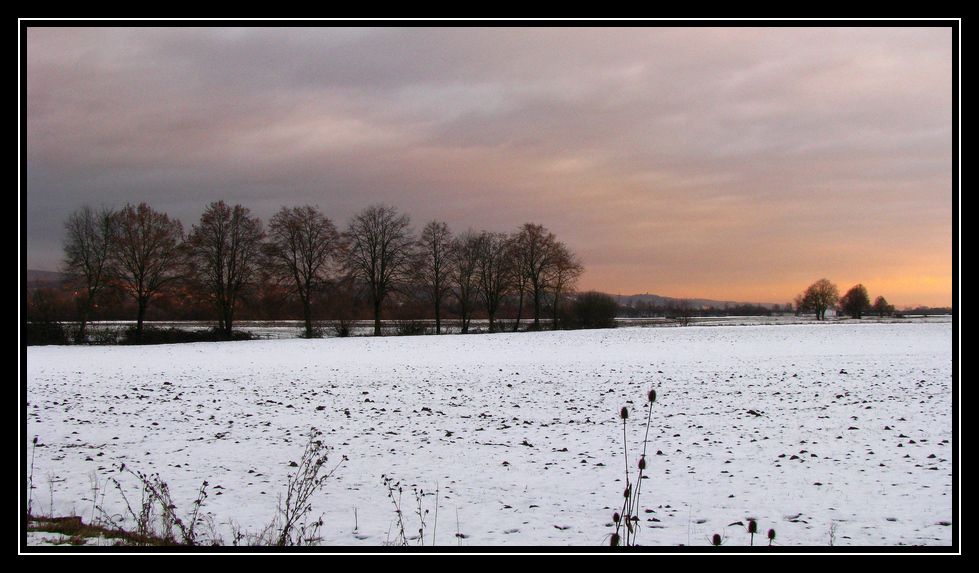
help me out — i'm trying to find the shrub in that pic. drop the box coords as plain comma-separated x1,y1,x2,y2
297,323,325,339
393,319,431,336
25,321,70,346
80,323,123,345
40,429,347,547
119,326,254,345
272,428,345,546
328,319,351,337
568,291,619,329
89,463,212,546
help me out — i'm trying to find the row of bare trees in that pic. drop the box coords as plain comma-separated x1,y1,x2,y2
58,201,584,342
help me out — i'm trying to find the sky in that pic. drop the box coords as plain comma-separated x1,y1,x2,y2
21,24,957,309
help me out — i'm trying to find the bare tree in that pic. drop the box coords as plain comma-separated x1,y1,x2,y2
416,220,454,334
668,298,694,326
109,203,185,341
475,231,514,333
513,223,559,330
264,205,341,339
450,230,481,334
547,242,584,330
344,204,415,336
185,201,265,338
509,238,530,332
795,278,840,321
61,205,117,343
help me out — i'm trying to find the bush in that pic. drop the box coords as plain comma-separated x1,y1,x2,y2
83,324,123,345
296,323,326,339
119,326,254,345
567,291,619,329
393,319,431,336
328,319,351,338
24,321,70,346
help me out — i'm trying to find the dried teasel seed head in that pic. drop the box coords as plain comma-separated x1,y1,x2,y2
610,533,620,546
612,511,620,523
624,485,631,498
748,519,758,534
620,406,629,420
768,528,776,540
712,533,722,546
648,389,657,403
638,456,646,471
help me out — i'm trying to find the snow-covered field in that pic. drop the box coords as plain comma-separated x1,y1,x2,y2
23,318,956,550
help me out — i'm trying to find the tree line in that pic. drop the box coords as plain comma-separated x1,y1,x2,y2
617,280,905,323
33,201,609,344
617,300,778,320
794,278,895,320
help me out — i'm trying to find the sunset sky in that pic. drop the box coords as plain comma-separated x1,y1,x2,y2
22,24,957,309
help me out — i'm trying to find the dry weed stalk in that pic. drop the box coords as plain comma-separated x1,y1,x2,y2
382,475,440,546
100,463,211,546
27,436,38,519
610,388,657,546
274,427,346,546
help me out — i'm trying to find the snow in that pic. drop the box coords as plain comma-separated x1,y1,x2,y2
23,318,956,551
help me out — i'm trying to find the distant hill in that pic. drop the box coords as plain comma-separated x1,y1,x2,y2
612,293,775,310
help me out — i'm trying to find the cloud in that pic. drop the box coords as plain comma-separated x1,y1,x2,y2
23,25,955,307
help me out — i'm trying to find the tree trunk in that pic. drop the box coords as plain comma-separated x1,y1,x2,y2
135,299,148,342
301,296,314,338
75,319,88,344
532,291,542,330
552,293,561,330
74,298,92,344
512,290,525,332
373,299,383,336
